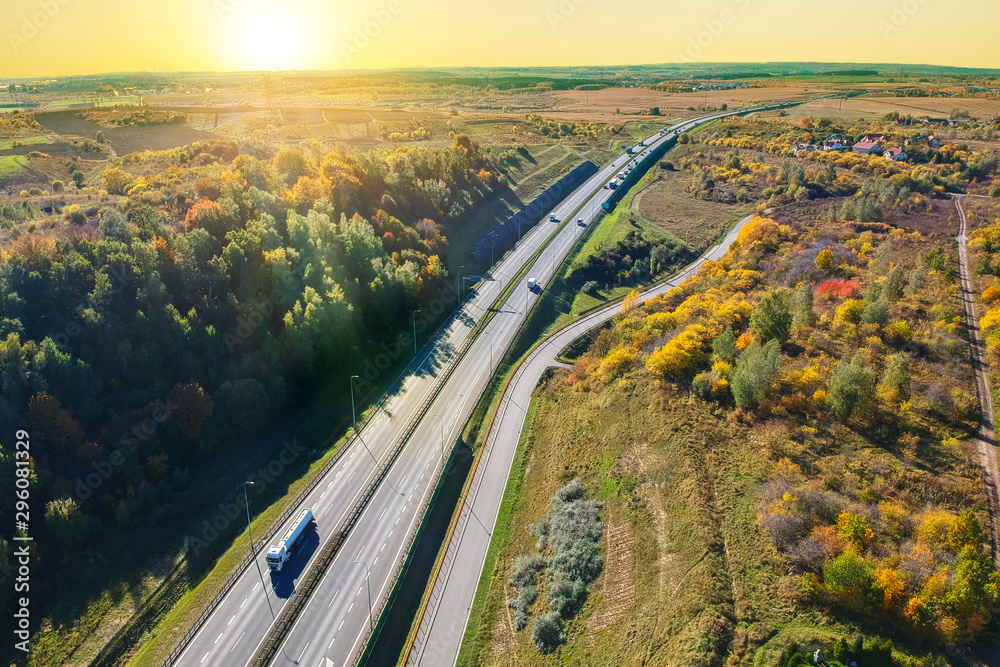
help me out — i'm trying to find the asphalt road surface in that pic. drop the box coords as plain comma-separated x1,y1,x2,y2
172,103,793,666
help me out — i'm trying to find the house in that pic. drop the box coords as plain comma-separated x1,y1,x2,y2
823,135,849,151
852,141,883,155
923,117,951,126
883,147,908,161
859,133,887,143
928,136,940,148
793,143,815,156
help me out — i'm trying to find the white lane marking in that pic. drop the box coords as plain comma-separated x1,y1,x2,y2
251,582,259,592
395,516,400,525
232,632,244,651
227,614,236,626
240,597,247,608
419,472,425,481
215,633,223,644
339,619,345,630
357,586,363,597
320,491,326,499
328,589,340,608
356,546,365,560
388,529,393,539
200,652,210,663
380,542,386,552
378,507,387,521
373,556,379,567
296,642,310,663
328,637,336,649
349,470,357,481
335,470,342,478
327,480,333,488
348,602,354,613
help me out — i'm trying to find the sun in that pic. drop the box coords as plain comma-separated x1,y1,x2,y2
245,15,296,68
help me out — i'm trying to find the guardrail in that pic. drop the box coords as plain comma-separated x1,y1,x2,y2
159,293,475,666
249,329,477,666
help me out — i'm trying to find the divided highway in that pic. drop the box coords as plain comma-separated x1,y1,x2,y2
405,213,756,667
170,103,800,666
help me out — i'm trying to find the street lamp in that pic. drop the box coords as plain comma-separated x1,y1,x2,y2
411,309,421,356
456,265,464,297
354,560,374,631
350,375,360,431
483,330,493,373
244,481,275,620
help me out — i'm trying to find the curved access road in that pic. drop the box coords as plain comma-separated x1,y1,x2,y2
405,213,755,667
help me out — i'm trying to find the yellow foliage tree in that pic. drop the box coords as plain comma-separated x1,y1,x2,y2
645,324,709,377
101,167,133,195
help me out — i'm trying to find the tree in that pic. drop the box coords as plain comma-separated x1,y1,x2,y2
824,551,880,608
170,382,215,441
791,282,815,327
827,353,876,420
101,167,133,195
750,291,793,344
99,207,132,242
712,327,737,361
214,378,270,437
879,352,911,401
815,248,835,272
272,146,315,186
45,498,91,548
730,339,781,409
883,264,907,302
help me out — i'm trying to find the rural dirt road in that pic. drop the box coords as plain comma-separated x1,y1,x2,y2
954,194,1000,569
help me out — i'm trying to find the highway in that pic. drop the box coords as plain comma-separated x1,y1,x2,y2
404,212,758,667
171,103,796,667
170,117,672,666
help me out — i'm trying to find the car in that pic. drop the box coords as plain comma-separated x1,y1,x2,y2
549,214,558,222
527,277,539,290
577,218,585,227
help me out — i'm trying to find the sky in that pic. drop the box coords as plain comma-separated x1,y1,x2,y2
2,0,998,78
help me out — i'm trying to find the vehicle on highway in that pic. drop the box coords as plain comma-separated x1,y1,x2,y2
608,181,617,190
527,277,539,290
577,218,586,227
266,508,315,572
549,214,557,222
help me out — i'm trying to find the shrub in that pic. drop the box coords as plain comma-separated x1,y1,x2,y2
750,290,793,344
861,300,890,327
581,280,600,295
531,612,565,653
546,577,588,618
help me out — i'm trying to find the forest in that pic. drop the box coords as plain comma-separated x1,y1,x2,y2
0,133,496,628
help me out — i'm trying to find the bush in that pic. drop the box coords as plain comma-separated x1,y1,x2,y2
581,280,600,296
51,179,64,192
749,290,793,344
549,539,603,581
546,577,588,618
531,612,565,653
509,553,546,591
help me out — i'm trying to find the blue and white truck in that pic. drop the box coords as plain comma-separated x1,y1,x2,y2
266,507,315,571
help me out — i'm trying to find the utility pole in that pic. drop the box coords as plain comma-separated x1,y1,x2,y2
244,481,275,619
411,309,421,356
350,374,359,431
354,560,374,630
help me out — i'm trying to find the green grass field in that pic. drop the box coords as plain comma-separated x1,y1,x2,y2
0,155,30,177
0,136,51,150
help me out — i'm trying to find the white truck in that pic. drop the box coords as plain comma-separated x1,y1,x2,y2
266,507,315,571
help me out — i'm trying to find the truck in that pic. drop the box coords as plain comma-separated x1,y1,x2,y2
607,181,617,190
266,508,315,571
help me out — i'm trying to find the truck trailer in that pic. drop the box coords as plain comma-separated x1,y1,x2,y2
266,508,315,571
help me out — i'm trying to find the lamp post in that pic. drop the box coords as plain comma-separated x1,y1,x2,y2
456,265,464,297
483,330,493,373
411,309,421,356
350,374,359,431
354,560,374,631
244,481,275,620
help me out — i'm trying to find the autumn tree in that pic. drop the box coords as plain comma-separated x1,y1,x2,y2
101,167,133,195
645,324,709,377
879,352,911,402
791,282,816,327
815,248,835,272
170,382,215,441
